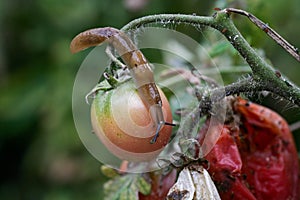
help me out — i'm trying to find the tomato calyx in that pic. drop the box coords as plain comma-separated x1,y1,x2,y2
85,71,129,104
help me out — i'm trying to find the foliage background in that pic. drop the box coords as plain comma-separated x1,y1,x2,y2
0,0,299,199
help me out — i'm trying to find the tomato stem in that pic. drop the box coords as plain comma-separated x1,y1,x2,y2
103,72,119,88
121,9,300,107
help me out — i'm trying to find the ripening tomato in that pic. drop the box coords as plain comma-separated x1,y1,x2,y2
91,81,173,162
198,97,299,200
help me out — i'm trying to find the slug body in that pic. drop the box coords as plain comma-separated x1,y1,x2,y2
70,27,173,143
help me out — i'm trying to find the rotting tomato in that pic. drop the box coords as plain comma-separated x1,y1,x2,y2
198,97,299,199
200,123,257,200
234,97,299,199
91,81,173,162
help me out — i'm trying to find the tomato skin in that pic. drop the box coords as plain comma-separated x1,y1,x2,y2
199,122,256,200
91,81,173,162
198,97,299,200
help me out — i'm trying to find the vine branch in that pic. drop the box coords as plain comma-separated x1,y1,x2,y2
225,8,300,62
121,9,300,107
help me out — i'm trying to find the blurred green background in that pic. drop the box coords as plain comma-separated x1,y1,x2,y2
0,0,299,199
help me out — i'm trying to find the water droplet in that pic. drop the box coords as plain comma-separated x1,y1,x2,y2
233,35,239,41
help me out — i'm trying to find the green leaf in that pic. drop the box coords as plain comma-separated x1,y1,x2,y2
104,176,132,200
135,177,151,195
103,174,151,200
119,186,138,200
127,188,138,200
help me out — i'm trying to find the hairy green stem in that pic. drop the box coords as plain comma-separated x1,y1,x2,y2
121,10,300,106
198,77,262,107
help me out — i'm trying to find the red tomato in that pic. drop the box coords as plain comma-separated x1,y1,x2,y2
198,97,299,199
198,122,256,200
234,97,299,199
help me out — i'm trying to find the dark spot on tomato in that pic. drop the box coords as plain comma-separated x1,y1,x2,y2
271,143,280,155
216,180,232,192
245,101,250,107
282,139,289,147
242,174,247,180
227,174,236,181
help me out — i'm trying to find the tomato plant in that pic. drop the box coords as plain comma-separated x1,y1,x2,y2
70,7,300,200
